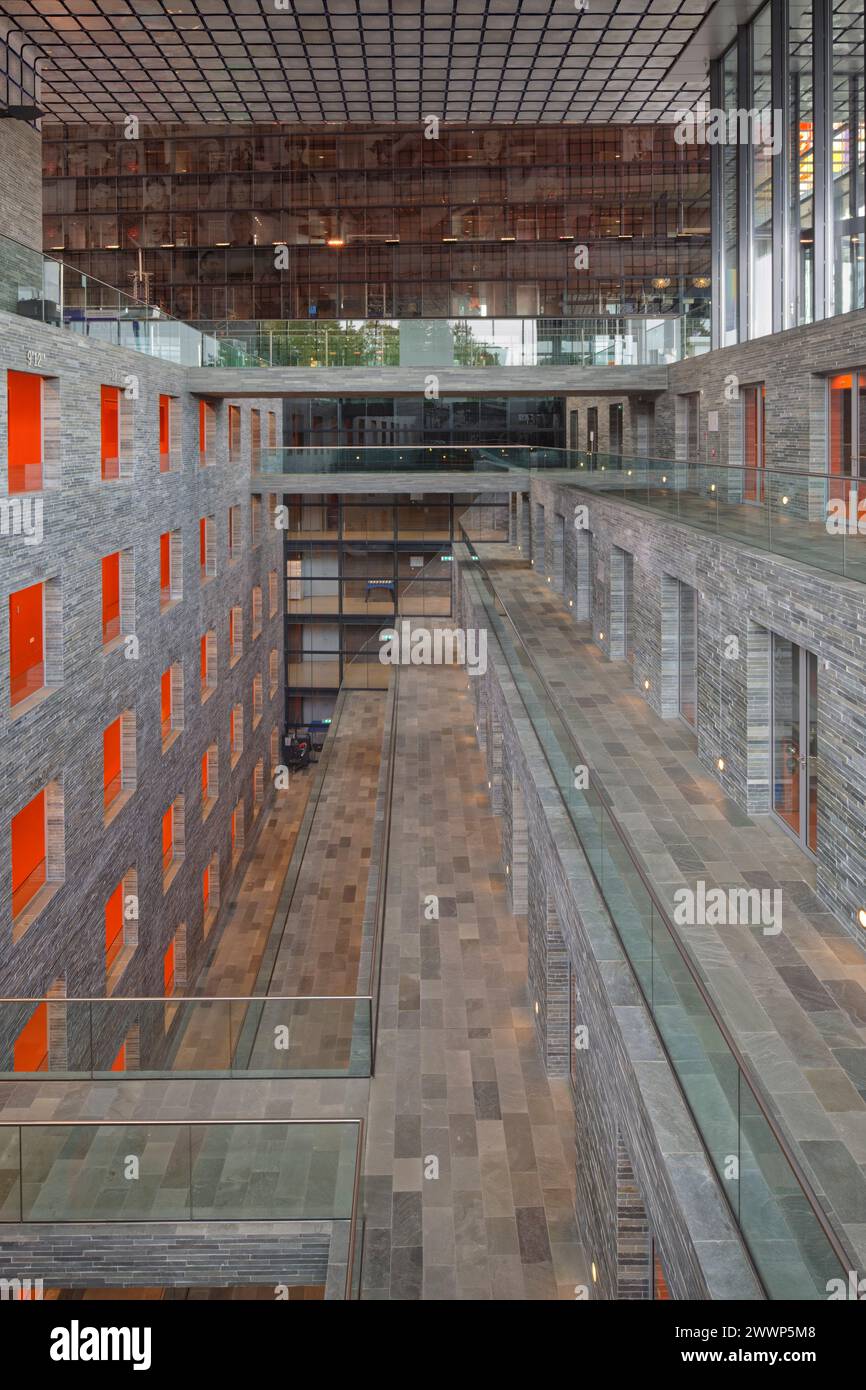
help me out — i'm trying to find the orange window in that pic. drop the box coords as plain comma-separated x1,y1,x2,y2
160,531,170,601
105,880,124,969
203,866,210,910
229,405,240,456
7,370,43,493
162,806,173,868
14,1002,47,1072
103,716,121,808
164,940,175,994
161,668,172,736
201,751,209,798
111,1043,126,1072
159,394,171,470
9,582,44,706
200,634,207,686
101,385,120,480
102,552,120,644
11,789,46,917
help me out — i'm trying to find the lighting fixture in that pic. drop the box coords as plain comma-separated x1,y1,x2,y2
651,277,671,290
717,757,725,772
858,908,866,930
534,1001,539,1015
692,276,711,289
326,238,344,248
644,679,650,690
591,1263,598,1284
598,631,604,641
781,495,789,505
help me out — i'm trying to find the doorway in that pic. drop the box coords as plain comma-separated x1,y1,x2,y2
771,635,818,854
743,383,766,503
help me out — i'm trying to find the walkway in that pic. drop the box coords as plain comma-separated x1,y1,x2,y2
476,541,866,1267
362,664,587,1300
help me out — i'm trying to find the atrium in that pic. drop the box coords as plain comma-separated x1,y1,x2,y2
0,0,864,1338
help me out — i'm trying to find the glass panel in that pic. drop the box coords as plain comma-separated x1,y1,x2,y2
750,6,774,339
832,0,865,315
20,1124,190,1221
789,0,815,326
722,46,739,345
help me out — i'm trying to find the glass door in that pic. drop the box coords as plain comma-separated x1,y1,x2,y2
771,635,818,854
828,369,866,506
743,383,766,503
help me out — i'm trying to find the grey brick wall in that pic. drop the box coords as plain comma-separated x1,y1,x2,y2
0,119,41,251
531,471,866,939
0,312,284,1071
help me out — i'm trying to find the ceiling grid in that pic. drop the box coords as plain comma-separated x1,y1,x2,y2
0,0,713,124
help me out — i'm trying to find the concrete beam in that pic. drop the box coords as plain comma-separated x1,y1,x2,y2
188,365,670,399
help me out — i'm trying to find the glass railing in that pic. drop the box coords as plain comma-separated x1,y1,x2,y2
0,232,706,368
0,1117,361,1225
192,314,709,367
460,534,851,1299
0,231,255,367
0,996,372,1078
565,450,866,585
258,444,565,473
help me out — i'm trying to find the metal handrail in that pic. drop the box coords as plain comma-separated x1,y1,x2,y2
459,532,853,1281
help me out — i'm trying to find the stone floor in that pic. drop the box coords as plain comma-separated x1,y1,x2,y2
475,540,866,1267
362,664,587,1300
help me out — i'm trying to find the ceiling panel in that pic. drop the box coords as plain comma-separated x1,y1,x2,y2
0,0,716,124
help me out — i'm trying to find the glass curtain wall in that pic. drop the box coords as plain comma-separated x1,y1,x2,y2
714,0,866,339
751,6,775,339
832,0,866,314
789,0,815,325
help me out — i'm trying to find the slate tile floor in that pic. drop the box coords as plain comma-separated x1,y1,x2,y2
361,664,587,1299
476,541,866,1268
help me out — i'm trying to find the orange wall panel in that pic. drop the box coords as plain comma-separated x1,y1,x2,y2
11,790,46,895
7,370,43,491
9,582,44,702
101,385,120,472
160,532,170,590
161,668,171,725
164,940,175,994
159,394,170,460
105,879,123,955
14,1002,47,1072
103,717,121,793
102,552,120,633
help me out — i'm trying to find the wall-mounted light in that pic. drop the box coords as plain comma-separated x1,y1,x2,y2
591,1262,598,1283
506,864,510,876
568,599,574,607
534,1001,539,1015
858,908,866,931
644,679,650,690
781,495,789,505
547,576,552,583
717,757,725,772
598,631,605,641
709,483,716,493
661,475,668,483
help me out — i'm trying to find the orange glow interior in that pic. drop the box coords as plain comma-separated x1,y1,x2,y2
164,940,175,994
101,385,120,479
162,806,173,865
203,866,210,909
160,532,170,597
102,551,120,643
9,581,44,706
14,1002,48,1072
105,879,124,966
161,668,171,728
159,394,170,468
103,716,121,806
11,789,46,917
7,370,43,492
111,1043,126,1072
201,750,209,797
200,634,208,685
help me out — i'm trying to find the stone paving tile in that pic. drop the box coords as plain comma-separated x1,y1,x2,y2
362,664,587,1300
476,541,866,1266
